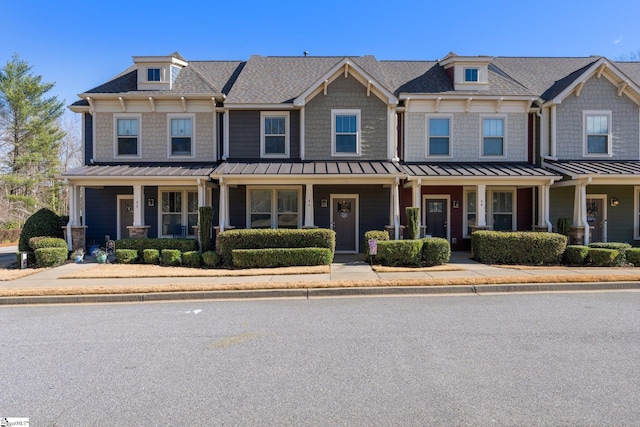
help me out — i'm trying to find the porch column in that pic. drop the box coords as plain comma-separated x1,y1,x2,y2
303,184,316,228
412,179,423,237
477,184,487,228
132,185,143,227
571,180,590,245
537,184,552,232
393,177,400,240
218,178,227,232
65,183,75,249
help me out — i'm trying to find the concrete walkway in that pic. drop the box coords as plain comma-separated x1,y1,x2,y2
2,251,640,304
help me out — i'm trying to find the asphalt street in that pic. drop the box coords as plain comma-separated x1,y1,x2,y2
1,292,639,425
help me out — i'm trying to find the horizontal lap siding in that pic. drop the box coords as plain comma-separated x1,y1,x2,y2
84,113,93,165
550,186,574,233
144,187,158,238
85,187,131,245
229,111,260,158
228,186,247,229
588,185,635,243
517,188,533,231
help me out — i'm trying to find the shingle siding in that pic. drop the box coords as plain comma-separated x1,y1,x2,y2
556,77,640,160
305,75,388,160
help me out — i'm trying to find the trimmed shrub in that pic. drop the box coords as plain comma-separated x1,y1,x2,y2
422,237,450,266
217,228,335,266
364,230,389,260
232,247,332,268
199,206,214,252
202,250,220,268
588,248,619,267
34,247,68,267
115,249,138,264
116,238,198,254
29,237,68,250
472,231,567,265
564,245,589,265
376,240,423,267
625,248,640,267
142,249,160,264
161,249,182,266
182,251,202,267
588,242,631,266
406,207,420,240
556,217,571,236
19,208,65,252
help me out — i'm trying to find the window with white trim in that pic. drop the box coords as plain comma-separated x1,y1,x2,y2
114,115,141,157
260,112,289,157
584,111,612,155
427,116,451,156
147,68,161,82
482,117,505,157
248,187,301,229
168,114,194,157
464,68,479,82
159,189,198,236
332,109,360,156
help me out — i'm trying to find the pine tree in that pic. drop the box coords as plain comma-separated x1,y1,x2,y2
0,53,65,224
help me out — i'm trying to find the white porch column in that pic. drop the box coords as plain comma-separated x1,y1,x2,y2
538,184,552,231
573,180,590,245
303,184,315,228
412,179,422,235
393,177,400,240
132,185,144,227
219,178,227,232
477,184,487,227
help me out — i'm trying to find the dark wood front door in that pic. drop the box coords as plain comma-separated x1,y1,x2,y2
586,197,604,242
333,197,356,252
119,197,134,239
425,198,447,238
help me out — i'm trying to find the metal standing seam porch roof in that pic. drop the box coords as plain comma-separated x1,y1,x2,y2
542,159,640,178
402,162,559,180
211,161,405,176
60,163,217,179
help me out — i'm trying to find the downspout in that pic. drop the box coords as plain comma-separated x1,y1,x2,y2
580,177,592,245
65,179,73,250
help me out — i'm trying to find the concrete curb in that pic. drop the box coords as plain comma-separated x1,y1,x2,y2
1,282,638,305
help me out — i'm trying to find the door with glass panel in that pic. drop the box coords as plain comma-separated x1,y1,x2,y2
425,198,448,238
331,195,357,252
586,197,605,242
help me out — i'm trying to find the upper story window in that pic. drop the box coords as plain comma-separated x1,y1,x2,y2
464,68,479,82
147,68,161,82
427,116,451,156
260,112,289,158
114,114,141,157
482,117,505,157
584,111,612,156
168,114,194,157
332,109,361,156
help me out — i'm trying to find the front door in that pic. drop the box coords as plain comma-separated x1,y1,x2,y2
425,198,448,238
586,197,605,242
118,196,134,240
331,196,357,252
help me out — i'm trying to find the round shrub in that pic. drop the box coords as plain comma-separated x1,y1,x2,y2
472,231,567,265
202,251,220,268
161,249,181,266
422,237,450,266
588,248,619,267
376,240,423,267
34,247,68,267
625,248,640,267
19,208,65,252
29,237,68,250
115,249,138,264
564,245,589,265
588,242,631,266
142,249,160,264
182,251,202,267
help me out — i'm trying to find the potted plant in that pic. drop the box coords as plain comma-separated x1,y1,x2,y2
72,249,84,263
95,249,108,264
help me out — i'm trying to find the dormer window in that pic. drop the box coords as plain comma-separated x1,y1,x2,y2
147,68,161,82
464,68,479,82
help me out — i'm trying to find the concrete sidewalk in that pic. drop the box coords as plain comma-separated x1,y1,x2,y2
1,252,640,304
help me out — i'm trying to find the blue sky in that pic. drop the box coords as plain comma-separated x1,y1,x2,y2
2,0,639,112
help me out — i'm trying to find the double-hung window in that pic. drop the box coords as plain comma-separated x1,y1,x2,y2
463,188,516,236
260,112,289,157
492,191,514,231
332,109,360,156
147,68,161,82
427,116,451,156
115,115,141,157
464,68,479,82
168,114,194,157
160,189,198,236
248,187,301,229
482,117,505,156
584,111,611,156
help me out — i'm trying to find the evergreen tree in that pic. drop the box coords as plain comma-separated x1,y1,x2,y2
0,53,65,224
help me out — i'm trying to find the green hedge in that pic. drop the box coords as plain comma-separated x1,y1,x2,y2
422,237,451,266
19,208,65,252
588,248,619,267
142,249,160,264
115,249,138,264
564,245,589,265
472,231,567,265
625,248,640,267
34,247,68,267
232,248,333,268
202,251,220,268
364,230,390,260
588,242,631,266
29,237,68,250
376,240,423,267
182,251,202,267
116,238,197,254
218,228,335,266
161,249,181,266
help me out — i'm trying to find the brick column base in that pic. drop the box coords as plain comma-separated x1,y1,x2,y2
70,226,87,251
569,226,589,245
127,226,150,238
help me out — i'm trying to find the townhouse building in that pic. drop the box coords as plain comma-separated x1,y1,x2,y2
64,52,640,252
